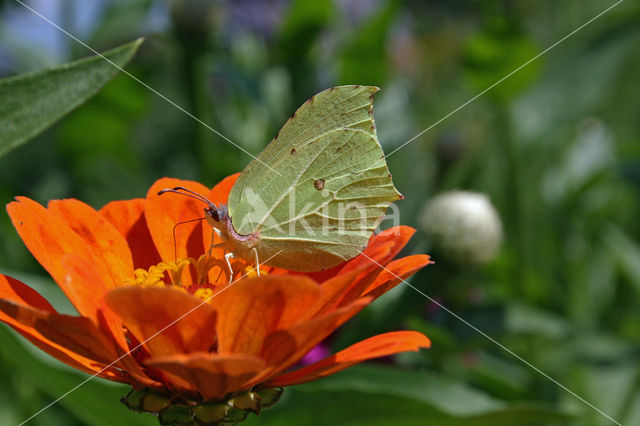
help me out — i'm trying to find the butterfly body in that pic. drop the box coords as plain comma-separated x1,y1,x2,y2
204,204,260,265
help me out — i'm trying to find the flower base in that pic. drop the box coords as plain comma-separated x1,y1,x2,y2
121,387,283,425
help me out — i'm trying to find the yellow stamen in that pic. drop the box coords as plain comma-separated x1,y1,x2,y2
122,253,268,301
163,258,191,287
123,264,168,287
193,287,214,301
243,265,264,278
188,254,227,285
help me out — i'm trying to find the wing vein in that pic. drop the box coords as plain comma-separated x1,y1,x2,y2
255,131,357,228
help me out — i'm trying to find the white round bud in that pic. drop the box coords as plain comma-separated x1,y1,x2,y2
420,191,502,265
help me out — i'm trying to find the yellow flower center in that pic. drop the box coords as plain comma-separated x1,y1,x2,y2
123,253,267,302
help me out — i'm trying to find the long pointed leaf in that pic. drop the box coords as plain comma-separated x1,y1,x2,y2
0,38,143,157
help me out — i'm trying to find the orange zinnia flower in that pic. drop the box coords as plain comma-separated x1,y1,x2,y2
0,174,431,424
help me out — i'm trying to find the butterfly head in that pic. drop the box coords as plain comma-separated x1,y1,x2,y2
157,186,226,230
203,204,228,230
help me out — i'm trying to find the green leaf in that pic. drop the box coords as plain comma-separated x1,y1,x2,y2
245,365,573,425
0,38,143,158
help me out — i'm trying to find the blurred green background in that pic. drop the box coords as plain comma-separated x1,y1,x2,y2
1,0,640,425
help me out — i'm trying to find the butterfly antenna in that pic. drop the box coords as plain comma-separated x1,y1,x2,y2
170,217,206,261
158,186,216,208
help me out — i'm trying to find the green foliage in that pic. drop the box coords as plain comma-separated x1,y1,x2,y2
245,365,572,425
0,39,142,158
278,0,335,96
339,0,398,85
463,20,541,99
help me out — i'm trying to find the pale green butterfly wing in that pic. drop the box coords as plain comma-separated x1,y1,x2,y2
227,85,402,271
229,84,379,212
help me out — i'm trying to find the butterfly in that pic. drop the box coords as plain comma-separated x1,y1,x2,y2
160,85,402,278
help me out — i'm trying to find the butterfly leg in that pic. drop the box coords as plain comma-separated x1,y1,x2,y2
224,252,235,282
207,242,226,258
207,228,223,257
252,247,260,277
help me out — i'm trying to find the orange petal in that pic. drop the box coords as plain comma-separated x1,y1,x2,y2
0,274,121,379
48,199,134,289
303,262,344,283
212,275,321,355
0,299,121,365
255,298,371,385
0,275,134,386
105,286,217,357
56,256,161,387
328,226,418,310
7,197,105,316
0,272,54,312
344,226,416,274
308,269,363,317
266,331,430,387
61,255,125,344
146,352,265,400
306,226,416,283
207,173,240,206
363,255,432,300
145,179,209,286
100,199,162,270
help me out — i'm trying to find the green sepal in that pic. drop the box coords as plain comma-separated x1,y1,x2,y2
121,389,145,410
143,392,174,412
257,388,283,409
225,407,250,424
121,388,172,413
228,391,260,413
158,404,192,425
192,404,231,424
121,387,284,425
